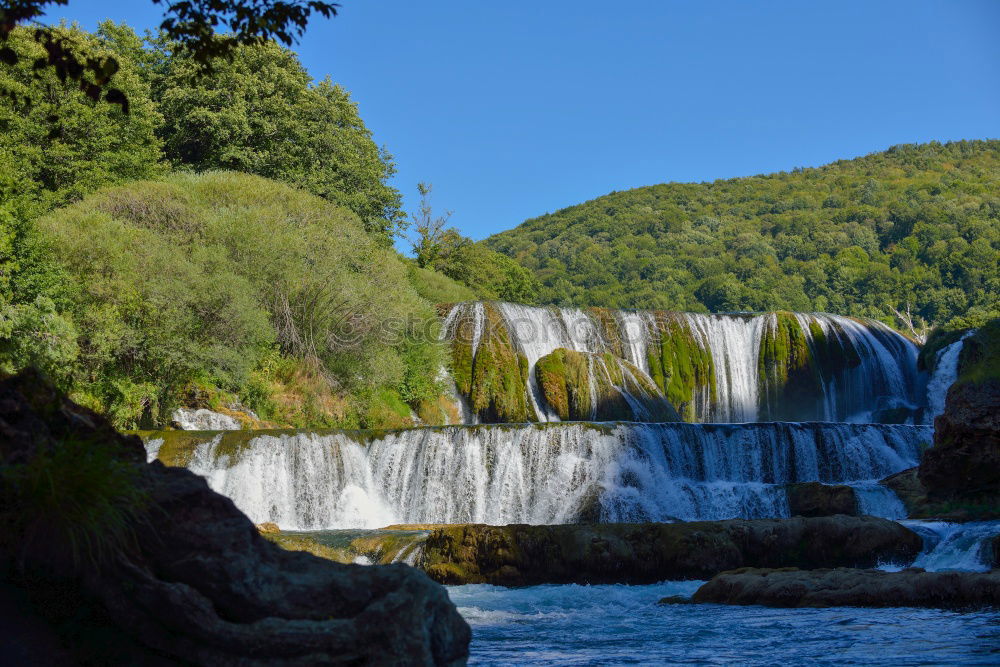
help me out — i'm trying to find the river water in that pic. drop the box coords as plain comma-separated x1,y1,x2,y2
450,581,1000,665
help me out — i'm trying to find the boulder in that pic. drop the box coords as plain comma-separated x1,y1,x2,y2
919,321,1000,508
0,369,470,665
417,517,922,586
785,482,858,517
691,567,1000,609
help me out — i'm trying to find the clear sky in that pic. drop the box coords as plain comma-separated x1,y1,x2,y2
44,0,1000,246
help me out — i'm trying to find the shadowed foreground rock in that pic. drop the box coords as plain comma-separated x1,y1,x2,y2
691,567,1000,609
0,370,471,665
416,517,922,586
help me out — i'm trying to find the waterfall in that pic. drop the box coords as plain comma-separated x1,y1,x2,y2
926,331,974,419
902,521,999,572
850,481,907,519
145,422,927,530
441,302,923,424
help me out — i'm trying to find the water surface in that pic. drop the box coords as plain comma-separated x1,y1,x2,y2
450,582,1000,665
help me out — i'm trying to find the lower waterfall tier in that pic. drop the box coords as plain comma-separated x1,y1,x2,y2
144,421,930,530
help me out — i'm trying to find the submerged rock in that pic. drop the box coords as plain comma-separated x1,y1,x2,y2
0,369,470,664
785,482,858,517
417,517,922,586
691,567,1000,609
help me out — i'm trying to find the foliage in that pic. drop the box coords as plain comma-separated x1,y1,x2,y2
151,38,402,241
432,229,540,302
0,23,164,219
0,295,78,387
0,435,147,572
405,261,476,304
35,171,446,429
487,140,1000,329
410,182,451,268
0,0,337,110
956,318,1000,386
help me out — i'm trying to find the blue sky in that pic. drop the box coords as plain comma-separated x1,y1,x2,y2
46,1,1000,246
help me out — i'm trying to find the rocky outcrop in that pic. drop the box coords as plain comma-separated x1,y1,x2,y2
0,369,470,665
880,467,999,521
170,407,241,430
785,482,858,517
919,321,1000,508
691,567,1000,609
416,517,922,586
535,348,679,422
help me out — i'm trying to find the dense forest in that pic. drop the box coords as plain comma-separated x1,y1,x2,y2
0,22,522,428
486,140,1000,330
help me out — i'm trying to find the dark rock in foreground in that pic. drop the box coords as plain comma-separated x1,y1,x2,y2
785,482,858,517
417,517,922,586
692,567,1000,609
0,370,470,665
881,467,1000,522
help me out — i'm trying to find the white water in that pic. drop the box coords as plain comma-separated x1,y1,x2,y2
926,331,974,420
147,422,927,530
902,520,999,572
443,302,923,424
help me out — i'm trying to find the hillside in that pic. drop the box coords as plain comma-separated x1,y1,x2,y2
5,172,465,430
486,140,1000,329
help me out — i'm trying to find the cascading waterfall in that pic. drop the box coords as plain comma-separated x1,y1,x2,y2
145,421,928,530
901,521,1000,572
441,302,923,424
925,331,974,419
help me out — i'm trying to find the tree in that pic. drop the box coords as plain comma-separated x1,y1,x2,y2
410,182,451,268
0,0,338,109
153,41,402,241
0,23,164,219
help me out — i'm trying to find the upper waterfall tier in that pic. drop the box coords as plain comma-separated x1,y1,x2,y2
440,302,924,424
143,421,929,530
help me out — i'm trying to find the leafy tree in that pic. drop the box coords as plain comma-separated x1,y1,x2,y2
0,23,164,219
0,0,338,109
410,182,451,268
153,40,402,241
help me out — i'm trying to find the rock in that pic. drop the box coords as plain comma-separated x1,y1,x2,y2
691,567,1000,609
880,467,924,516
0,369,470,664
170,407,241,430
919,321,1000,507
417,517,922,586
989,535,1000,569
256,522,280,534
880,467,999,522
785,482,858,517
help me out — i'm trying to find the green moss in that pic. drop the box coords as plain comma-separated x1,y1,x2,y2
956,318,1000,386
758,313,824,420
647,314,715,422
535,348,679,422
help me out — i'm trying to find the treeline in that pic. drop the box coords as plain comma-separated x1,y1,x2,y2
0,22,517,428
486,140,1000,330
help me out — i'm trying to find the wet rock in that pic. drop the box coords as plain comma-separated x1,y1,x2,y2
170,407,241,430
785,482,858,517
691,567,1000,609
0,369,470,664
880,467,999,522
919,322,1000,508
256,522,280,534
418,517,922,586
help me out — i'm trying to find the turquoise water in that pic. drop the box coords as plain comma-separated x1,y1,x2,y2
449,582,1000,665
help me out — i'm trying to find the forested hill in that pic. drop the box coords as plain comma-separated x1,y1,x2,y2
485,140,1000,329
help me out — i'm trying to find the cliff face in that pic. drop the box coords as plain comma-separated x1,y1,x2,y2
0,369,470,665
919,321,1000,507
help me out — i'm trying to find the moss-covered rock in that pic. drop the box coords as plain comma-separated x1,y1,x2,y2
535,348,679,422
418,517,921,586
758,313,825,421
646,314,715,422
919,319,1000,507
691,567,1000,609
786,482,858,517
447,303,532,423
